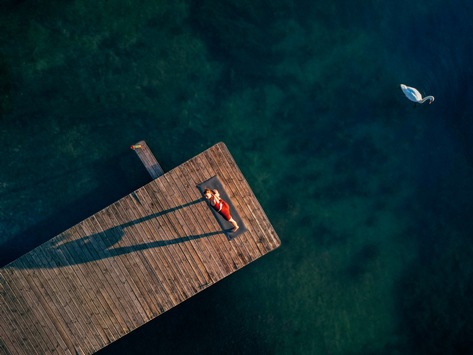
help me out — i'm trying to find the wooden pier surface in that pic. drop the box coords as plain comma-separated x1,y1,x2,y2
0,142,281,355
131,140,164,179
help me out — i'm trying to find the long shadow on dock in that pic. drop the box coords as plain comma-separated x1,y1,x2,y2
6,198,224,269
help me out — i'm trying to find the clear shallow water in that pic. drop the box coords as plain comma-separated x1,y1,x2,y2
1,1,473,354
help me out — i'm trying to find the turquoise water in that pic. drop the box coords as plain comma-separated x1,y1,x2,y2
2,1,473,354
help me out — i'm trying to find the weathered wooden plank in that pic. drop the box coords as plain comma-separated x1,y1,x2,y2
107,200,164,316
38,244,110,349
98,204,164,319
45,228,116,345
3,258,76,354
131,187,211,289
125,196,184,308
137,206,198,300
142,179,214,295
0,301,17,355
16,259,83,354
150,176,227,283
132,185,214,296
118,194,196,306
101,202,159,317
44,231,117,344
161,171,231,281
131,140,164,179
1,266,72,354
34,246,107,352
64,224,129,338
80,215,146,330
26,251,95,354
152,172,216,285
23,250,84,355
0,333,14,355
112,198,187,310
0,276,36,355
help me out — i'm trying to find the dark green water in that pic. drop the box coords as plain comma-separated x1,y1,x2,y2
2,1,473,354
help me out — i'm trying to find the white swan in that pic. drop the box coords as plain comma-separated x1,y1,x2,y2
400,84,435,104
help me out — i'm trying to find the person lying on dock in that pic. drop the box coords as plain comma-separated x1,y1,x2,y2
204,188,239,232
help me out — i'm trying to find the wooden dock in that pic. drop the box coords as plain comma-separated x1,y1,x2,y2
0,142,281,355
130,140,164,179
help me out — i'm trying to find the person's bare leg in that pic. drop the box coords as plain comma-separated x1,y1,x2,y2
229,218,239,232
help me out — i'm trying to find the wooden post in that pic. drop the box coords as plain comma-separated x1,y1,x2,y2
130,140,164,179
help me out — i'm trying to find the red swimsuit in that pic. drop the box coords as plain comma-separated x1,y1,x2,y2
212,198,231,221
